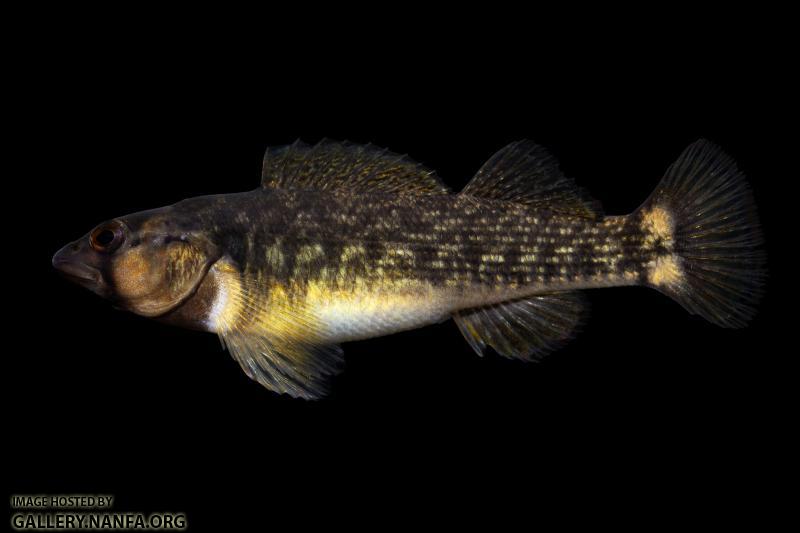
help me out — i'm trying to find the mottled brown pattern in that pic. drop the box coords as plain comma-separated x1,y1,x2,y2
167,189,654,299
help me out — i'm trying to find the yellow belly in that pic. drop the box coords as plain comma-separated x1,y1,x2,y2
303,280,454,342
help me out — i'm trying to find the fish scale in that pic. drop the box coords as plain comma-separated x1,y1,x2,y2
177,190,650,298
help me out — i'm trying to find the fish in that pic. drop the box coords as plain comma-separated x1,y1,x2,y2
52,139,765,399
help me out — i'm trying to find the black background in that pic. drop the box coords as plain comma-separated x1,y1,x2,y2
6,8,793,531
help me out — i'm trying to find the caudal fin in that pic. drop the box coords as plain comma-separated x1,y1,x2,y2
637,139,765,327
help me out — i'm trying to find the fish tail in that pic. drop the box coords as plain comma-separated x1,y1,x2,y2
636,139,766,327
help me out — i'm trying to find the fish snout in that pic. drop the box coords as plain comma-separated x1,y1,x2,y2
52,241,108,295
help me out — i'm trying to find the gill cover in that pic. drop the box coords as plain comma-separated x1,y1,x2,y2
109,230,219,317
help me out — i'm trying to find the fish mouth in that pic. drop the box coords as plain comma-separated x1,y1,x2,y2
53,258,100,283
52,245,108,295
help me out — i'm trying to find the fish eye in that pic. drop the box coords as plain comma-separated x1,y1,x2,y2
90,222,125,253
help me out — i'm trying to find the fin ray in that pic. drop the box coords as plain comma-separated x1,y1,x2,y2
638,139,765,327
460,140,602,218
454,292,587,361
221,332,343,400
212,267,344,399
261,139,451,195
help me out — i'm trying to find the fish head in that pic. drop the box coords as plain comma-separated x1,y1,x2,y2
52,208,220,318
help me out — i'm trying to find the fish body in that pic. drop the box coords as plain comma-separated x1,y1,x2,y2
53,140,765,398
169,190,644,336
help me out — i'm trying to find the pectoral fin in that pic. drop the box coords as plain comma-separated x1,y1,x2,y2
210,268,343,399
220,332,343,400
453,292,586,361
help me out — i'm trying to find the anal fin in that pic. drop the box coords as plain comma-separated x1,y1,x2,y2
453,292,586,361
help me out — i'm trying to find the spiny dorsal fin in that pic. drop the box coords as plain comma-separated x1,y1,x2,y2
453,292,587,361
461,140,602,219
261,139,451,195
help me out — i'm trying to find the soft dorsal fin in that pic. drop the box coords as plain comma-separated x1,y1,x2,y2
454,292,586,361
460,140,602,218
261,139,451,195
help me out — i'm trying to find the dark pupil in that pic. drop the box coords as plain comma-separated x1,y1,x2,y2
95,229,116,247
